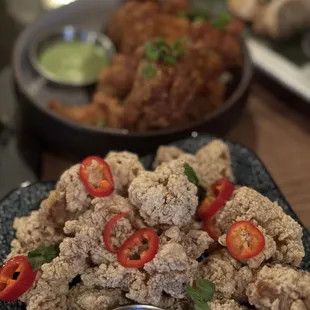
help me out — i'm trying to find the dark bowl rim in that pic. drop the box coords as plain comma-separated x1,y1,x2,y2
13,0,254,139
28,26,116,87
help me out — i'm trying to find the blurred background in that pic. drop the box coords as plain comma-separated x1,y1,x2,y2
0,0,310,227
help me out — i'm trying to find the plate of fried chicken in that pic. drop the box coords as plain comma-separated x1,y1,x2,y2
0,134,309,310
13,0,252,156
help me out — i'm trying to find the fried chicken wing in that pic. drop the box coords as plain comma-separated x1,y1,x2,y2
247,264,310,310
129,158,198,227
216,187,305,267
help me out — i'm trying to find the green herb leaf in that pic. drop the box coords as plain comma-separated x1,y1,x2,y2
162,55,178,65
177,11,188,18
28,244,60,270
193,16,208,23
196,279,216,301
184,163,199,186
96,120,106,128
186,279,215,310
141,63,156,78
211,12,232,30
145,41,160,62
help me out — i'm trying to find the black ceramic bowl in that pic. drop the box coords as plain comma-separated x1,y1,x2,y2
13,0,253,158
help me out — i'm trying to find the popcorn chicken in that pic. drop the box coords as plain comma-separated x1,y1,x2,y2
152,146,185,169
216,187,305,267
105,151,145,196
247,264,310,310
129,158,198,227
67,283,126,310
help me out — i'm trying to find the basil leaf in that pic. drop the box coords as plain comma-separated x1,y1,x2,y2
145,41,160,61
141,63,156,78
28,244,60,270
162,55,178,65
184,163,199,186
186,282,212,310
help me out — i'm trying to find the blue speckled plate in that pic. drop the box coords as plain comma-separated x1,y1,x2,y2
0,135,309,309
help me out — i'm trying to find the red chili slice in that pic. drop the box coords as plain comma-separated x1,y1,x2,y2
197,178,235,219
203,216,222,241
80,156,114,197
226,221,265,260
0,256,37,302
104,211,132,253
117,228,159,268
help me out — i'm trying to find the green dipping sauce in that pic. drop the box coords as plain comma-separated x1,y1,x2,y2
38,40,109,84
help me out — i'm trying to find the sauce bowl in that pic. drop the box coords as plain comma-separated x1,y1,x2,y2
28,26,115,86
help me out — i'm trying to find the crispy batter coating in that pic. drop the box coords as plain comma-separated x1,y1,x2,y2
161,226,214,259
20,274,68,310
56,164,91,213
152,146,185,169
209,299,248,310
247,265,310,310
200,249,254,302
216,187,305,267
129,158,198,227
105,151,145,196
126,243,197,306
195,139,234,189
67,283,125,310
81,261,139,290
8,210,65,258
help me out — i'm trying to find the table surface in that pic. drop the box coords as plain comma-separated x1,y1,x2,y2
40,80,310,229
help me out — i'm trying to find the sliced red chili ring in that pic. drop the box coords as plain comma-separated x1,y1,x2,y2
104,211,132,253
79,156,114,197
203,216,222,241
197,178,235,219
226,221,266,261
117,228,159,268
0,256,37,302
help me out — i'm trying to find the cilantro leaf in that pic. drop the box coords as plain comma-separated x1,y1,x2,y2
184,163,199,186
211,12,232,29
141,63,156,78
96,120,106,128
28,244,60,270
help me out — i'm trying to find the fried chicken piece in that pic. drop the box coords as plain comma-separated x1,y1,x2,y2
160,0,189,14
67,283,126,310
247,265,310,310
105,151,145,196
91,92,124,128
39,164,92,227
49,92,124,128
216,187,305,267
209,299,249,310
20,274,68,310
152,146,185,169
81,261,139,290
200,249,254,303
126,243,197,306
97,54,138,99
8,210,65,258
107,0,160,49
161,226,214,259
49,100,107,126
129,158,198,227
195,139,234,189
190,20,244,68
